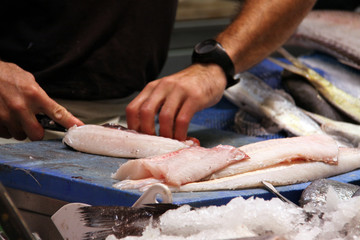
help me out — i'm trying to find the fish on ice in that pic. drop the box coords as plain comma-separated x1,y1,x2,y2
112,145,248,187
299,178,360,208
62,124,197,158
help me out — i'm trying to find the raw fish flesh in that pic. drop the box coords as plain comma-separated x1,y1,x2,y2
224,72,324,136
173,147,360,192
208,134,338,180
63,125,197,158
285,10,360,70
112,145,247,186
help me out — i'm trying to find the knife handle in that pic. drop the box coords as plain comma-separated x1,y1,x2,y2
36,114,66,132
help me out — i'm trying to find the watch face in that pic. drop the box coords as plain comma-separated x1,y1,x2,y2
196,39,217,54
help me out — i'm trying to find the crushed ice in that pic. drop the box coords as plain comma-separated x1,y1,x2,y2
107,189,360,240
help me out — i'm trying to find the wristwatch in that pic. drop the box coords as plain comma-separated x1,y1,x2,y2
192,39,240,88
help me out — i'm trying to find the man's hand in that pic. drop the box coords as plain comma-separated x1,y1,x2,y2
126,63,227,141
0,61,83,141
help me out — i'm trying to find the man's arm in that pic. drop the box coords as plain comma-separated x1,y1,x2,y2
217,0,316,73
126,0,316,141
0,61,83,140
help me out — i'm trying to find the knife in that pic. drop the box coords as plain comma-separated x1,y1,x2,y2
36,114,66,132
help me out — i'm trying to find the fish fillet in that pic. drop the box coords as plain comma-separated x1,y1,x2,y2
63,125,196,158
173,147,360,192
112,145,248,186
208,134,339,180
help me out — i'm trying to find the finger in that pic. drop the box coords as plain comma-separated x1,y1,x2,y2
158,91,185,139
0,99,28,140
173,99,200,141
18,110,44,141
126,81,159,131
39,99,84,129
0,126,12,139
5,120,27,140
138,90,168,136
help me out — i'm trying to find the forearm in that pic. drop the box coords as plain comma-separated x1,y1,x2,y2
216,0,316,73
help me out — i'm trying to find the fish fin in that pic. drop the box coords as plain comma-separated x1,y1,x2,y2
337,58,360,71
233,110,282,137
79,203,180,240
268,56,307,77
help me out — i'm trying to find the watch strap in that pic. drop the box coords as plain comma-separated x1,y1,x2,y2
192,39,239,88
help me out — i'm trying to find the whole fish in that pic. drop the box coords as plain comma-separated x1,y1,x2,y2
63,125,197,158
269,48,360,123
80,203,180,240
281,70,349,122
285,10,360,70
172,147,360,192
299,53,360,99
208,134,338,180
224,72,325,136
112,145,247,186
299,178,360,208
305,111,360,148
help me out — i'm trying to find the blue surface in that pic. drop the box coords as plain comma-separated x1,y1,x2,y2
1,56,359,208
0,125,268,208
1,125,360,208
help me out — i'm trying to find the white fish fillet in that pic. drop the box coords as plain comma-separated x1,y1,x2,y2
173,147,360,192
112,145,247,186
208,134,339,180
62,125,196,158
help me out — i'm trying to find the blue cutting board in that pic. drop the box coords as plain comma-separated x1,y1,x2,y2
1,56,359,207
1,123,359,208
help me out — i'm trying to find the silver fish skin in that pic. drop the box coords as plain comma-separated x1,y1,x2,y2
270,48,360,123
224,72,325,136
299,178,360,208
305,111,360,148
62,125,196,158
173,147,360,192
286,10,360,70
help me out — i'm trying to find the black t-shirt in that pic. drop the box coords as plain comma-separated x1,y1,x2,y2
0,0,178,100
